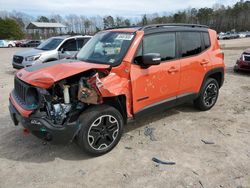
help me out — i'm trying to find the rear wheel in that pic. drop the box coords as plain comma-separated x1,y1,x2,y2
77,105,124,156
8,44,13,48
194,78,219,111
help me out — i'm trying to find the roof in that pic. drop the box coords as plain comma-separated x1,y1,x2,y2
26,22,67,29
104,24,209,33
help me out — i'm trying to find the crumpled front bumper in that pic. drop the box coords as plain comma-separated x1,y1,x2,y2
9,93,81,145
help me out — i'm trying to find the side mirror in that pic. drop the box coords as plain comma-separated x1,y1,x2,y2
142,53,161,67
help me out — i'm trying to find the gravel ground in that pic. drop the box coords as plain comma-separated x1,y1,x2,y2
0,38,249,188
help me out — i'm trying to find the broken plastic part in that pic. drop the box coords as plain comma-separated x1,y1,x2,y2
78,76,101,104
152,157,176,165
63,85,70,104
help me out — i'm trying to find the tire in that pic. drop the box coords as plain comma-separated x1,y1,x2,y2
77,105,124,156
8,44,13,48
194,78,219,111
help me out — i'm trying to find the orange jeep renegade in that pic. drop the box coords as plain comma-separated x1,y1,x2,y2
9,24,225,156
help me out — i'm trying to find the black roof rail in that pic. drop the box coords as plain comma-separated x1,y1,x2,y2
140,23,209,30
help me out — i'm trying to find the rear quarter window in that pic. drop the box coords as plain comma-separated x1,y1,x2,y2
203,32,211,49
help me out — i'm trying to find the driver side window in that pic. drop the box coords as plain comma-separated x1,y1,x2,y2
60,39,77,51
134,32,176,64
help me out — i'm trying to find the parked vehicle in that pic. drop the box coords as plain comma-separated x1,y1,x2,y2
12,35,92,69
246,32,250,37
0,40,16,47
239,33,247,38
20,40,41,47
218,32,240,40
14,40,27,47
234,48,250,72
9,24,225,156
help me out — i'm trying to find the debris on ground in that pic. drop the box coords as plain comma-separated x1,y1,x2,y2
78,169,85,176
152,157,176,165
201,139,215,145
192,170,199,176
172,128,178,132
125,146,132,150
144,127,157,141
199,180,204,188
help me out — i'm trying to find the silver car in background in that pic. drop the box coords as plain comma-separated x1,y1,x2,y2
12,35,92,69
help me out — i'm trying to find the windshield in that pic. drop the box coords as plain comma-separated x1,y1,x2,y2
77,32,135,65
36,38,63,50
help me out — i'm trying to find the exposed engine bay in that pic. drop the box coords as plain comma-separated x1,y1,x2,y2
33,69,109,125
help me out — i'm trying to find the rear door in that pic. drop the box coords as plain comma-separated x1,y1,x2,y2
130,32,181,114
178,31,211,95
58,38,77,59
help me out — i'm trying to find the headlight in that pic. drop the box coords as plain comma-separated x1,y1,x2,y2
25,54,41,61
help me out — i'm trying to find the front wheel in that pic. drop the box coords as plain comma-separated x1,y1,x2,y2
194,78,219,111
77,105,124,156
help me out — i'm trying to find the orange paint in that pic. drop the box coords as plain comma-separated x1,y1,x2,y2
12,27,224,118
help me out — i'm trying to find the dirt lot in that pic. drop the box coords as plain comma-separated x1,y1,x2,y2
0,38,250,188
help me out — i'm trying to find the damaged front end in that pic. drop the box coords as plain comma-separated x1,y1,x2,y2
9,69,110,144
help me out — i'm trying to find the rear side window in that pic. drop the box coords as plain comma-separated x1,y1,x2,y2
77,38,91,50
144,32,176,61
203,32,211,49
77,39,84,50
180,32,202,57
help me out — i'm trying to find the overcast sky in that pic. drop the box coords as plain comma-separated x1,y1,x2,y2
0,0,239,17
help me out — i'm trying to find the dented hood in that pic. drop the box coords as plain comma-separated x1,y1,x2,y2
16,59,109,89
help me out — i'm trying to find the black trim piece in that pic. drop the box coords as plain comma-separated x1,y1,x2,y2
201,67,225,89
134,93,198,119
134,96,177,118
176,93,198,105
140,24,209,31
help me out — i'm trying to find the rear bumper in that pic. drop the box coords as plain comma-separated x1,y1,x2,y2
9,93,80,144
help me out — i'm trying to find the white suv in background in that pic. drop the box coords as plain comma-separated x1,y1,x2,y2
0,40,16,48
12,35,92,69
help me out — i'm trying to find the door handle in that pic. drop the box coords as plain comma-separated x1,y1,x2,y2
201,59,209,65
168,67,179,73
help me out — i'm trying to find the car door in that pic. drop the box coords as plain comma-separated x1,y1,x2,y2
130,32,181,114
58,39,77,59
178,31,211,95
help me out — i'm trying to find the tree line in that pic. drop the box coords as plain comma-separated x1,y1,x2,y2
140,0,250,32
0,0,249,39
